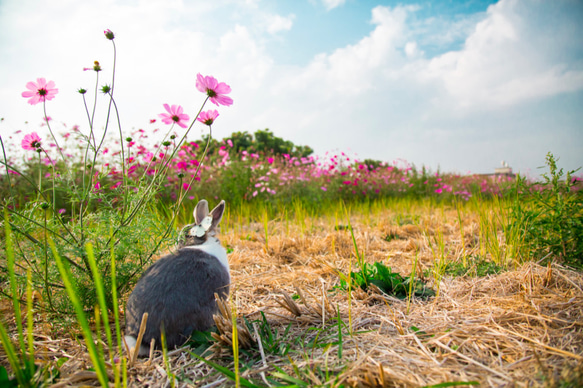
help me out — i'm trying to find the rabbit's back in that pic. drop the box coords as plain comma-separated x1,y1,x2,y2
125,248,230,349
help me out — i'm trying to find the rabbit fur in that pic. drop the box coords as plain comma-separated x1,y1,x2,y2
124,199,229,356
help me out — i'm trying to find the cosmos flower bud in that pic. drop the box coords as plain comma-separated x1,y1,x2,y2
104,29,115,40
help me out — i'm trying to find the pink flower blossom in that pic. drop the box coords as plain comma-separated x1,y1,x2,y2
267,157,274,164
159,104,190,128
196,73,233,106
150,119,156,124
58,209,66,214
197,109,219,126
227,139,233,147
21,132,42,150
182,183,191,191
22,78,58,105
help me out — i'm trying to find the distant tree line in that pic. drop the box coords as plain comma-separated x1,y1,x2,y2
190,129,313,158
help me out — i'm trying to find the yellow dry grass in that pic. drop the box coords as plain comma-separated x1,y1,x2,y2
2,205,583,387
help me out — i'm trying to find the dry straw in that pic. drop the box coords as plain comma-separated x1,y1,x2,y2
2,206,582,387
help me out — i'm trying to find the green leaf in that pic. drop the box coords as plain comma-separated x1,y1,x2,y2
188,352,265,388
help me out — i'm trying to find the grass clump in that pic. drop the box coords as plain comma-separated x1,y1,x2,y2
338,261,434,299
441,255,505,277
509,152,583,268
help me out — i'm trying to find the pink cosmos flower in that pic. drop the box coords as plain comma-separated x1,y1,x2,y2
159,104,189,128
196,73,233,106
21,132,42,150
197,109,219,126
22,78,58,105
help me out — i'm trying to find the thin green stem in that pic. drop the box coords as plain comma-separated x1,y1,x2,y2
43,209,54,310
0,135,15,208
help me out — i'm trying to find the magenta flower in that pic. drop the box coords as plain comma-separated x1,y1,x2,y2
196,73,233,106
159,104,190,128
21,132,42,150
22,78,58,105
197,109,219,126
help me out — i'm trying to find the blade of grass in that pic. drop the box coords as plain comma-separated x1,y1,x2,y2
188,352,264,388
4,209,26,356
26,269,35,376
231,292,240,388
86,243,113,362
49,239,109,387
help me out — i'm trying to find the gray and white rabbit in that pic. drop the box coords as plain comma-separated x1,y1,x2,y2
124,199,230,356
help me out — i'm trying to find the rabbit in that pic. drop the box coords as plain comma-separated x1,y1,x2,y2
124,199,230,356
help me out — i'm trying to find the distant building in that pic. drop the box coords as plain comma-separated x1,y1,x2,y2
494,166,514,176
494,160,515,178
474,161,516,179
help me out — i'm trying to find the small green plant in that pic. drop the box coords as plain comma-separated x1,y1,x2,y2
509,152,583,267
337,261,434,299
253,312,294,356
383,231,400,242
440,256,505,277
0,211,65,387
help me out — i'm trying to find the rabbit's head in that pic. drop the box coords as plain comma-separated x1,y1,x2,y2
178,199,225,248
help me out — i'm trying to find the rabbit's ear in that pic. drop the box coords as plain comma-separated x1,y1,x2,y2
209,200,225,230
194,200,209,224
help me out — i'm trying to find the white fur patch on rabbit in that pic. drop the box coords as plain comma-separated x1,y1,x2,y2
182,237,230,280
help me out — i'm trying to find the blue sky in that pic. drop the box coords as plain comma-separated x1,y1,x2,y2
1,0,582,176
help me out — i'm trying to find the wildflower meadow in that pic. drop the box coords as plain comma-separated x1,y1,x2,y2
1,30,582,387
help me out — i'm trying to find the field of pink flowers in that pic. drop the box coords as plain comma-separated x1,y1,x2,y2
2,121,515,214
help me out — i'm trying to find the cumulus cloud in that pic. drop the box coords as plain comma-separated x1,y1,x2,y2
265,13,294,34
424,0,583,109
276,5,410,96
321,0,345,11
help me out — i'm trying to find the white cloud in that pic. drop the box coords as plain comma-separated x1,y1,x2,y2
265,14,294,34
424,0,583,109
404,41,423,58
215,25,273,88
276,5,410,95
321,0,345,11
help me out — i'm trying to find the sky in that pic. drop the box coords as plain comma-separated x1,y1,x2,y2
1,0,582,176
